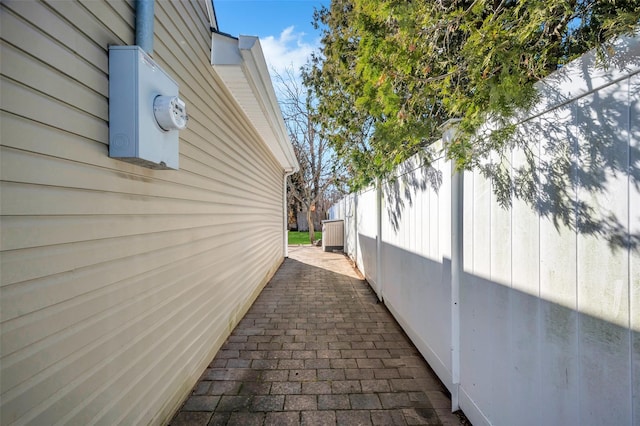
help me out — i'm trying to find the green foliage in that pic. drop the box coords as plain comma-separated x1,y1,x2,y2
305,0,639,190
288,231,323,245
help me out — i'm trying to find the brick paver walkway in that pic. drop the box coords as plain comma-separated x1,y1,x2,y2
170,246,464,426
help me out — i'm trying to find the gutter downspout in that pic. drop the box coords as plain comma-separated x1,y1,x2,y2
283,169,296,258
136,0,155,54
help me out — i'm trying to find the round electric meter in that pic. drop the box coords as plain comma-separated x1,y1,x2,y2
153,95,188,131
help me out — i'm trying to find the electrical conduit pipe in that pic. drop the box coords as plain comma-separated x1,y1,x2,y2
136,0,155,54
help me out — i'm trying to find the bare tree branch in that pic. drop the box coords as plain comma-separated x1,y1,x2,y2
274,66,344,243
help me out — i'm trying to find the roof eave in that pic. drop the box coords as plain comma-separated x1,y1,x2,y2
211,32,299,173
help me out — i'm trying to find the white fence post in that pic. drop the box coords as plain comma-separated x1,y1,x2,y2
376,178,383,301
354,193,358,263
450,166,463,411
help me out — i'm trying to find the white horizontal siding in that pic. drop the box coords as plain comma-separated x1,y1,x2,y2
0,0,287,424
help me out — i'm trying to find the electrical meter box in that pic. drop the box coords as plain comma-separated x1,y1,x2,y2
109,46,186,169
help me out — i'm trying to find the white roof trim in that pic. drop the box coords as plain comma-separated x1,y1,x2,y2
203,0,217,31
211,32,299,173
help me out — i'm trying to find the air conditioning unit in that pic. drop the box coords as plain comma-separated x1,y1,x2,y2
322,220,344,252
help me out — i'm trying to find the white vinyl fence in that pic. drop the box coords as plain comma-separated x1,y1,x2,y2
329,36,639,426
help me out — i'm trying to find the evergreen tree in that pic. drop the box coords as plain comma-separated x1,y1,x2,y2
305,0,639,189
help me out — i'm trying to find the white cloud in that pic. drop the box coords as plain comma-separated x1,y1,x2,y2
260,26,319,78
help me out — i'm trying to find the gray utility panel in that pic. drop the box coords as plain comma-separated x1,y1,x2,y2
108,46,185,170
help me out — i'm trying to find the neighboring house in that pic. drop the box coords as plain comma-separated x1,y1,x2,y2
295,209,325,232
0,1,297,424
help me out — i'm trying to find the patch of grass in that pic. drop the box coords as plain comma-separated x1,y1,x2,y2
288,231,322,245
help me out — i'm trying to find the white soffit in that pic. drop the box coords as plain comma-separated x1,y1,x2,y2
211,32,299,173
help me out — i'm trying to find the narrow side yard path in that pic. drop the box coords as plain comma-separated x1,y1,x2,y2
171,246,464,426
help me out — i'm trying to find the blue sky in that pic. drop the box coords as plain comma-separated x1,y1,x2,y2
213,0,329,76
